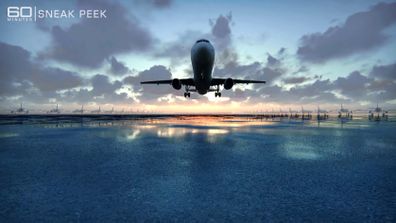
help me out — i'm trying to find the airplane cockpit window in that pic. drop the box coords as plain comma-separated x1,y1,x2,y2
196,39,210,43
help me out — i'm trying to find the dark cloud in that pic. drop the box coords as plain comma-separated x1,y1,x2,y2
215,48,239,67
42,0,153,68
91,74,123,96
0,42,133,105
214,53,284,85
151,0,172,8
297,2,396,63
63,74,129,104
293,66,309,74
266,53,280,67
133,0,172,9
124,65,181,103
333,71,370,99
367,79,396,101
0,42,82,97
155,13,233,64
211,14,232,39
108,57,131,76
370,62,396,80
254,79,346,104
214,61,261,78
32,67,82,92
282,76,310,84
277,48,286,56
258,67,283,84
210,13,233,50
155,30,210,64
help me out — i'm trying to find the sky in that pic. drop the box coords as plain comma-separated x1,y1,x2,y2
0,0,395,113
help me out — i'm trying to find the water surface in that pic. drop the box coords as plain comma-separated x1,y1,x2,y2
0,116,395,222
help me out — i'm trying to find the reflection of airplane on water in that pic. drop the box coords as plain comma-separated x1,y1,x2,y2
47,104,60,114
369,103,388,121
141,39,266,98
11,103,29,114
91,106,101,114
73,105,84,114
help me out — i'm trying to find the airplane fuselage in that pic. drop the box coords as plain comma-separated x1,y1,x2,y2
140,39,265,97
191,39,215,95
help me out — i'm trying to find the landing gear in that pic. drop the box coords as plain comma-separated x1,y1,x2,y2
214,85,221,97
184,86,191,98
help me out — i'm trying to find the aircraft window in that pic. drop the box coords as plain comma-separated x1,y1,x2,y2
196,39,209,43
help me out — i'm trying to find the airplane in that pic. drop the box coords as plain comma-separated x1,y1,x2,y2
11,103,29,114
141,39,266,98
47,104,60,114
339,104,349,113
301,106,313,119
289,107,300,118
369,103,388,120
338,104,352,118
316,106,329,120
91,106,101,114
73,105,84,114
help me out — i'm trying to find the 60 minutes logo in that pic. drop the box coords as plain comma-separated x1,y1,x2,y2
7,6,33,21
6,6,107,22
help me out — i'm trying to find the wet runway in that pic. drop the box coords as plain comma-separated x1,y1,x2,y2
0,116,395,222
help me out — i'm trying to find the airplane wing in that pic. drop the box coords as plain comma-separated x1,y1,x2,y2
140,78,195,86
211,78,266,85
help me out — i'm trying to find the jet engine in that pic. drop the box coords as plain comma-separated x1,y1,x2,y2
172,78,182,90
224,78,234,90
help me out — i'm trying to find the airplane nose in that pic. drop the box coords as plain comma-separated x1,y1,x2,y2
195,45,213,62
197,46,209,56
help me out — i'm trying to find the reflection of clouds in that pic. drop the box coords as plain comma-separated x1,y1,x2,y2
0,132,19,138
156,127,228,142
115,124,230,143
157,127,189,138
145,116,273,128
282,143,321,160
125,129,141,140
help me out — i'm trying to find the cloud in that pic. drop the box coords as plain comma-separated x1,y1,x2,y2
91,74,123,96
333,71,370,99
254,79,347,104
124,65,182,103
108,57,131,76
282,76,310,84
214,61,261,78
155,30,210,64
134,0,172,9
41,0,154,68
210,13,233,50
297,2,396,63
266,53,280,67
370,62,396,80
154,13,234,64
211,14,232,39
62,74,129,104
32,67,83,92
0,42,82,97
214,52,285,85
